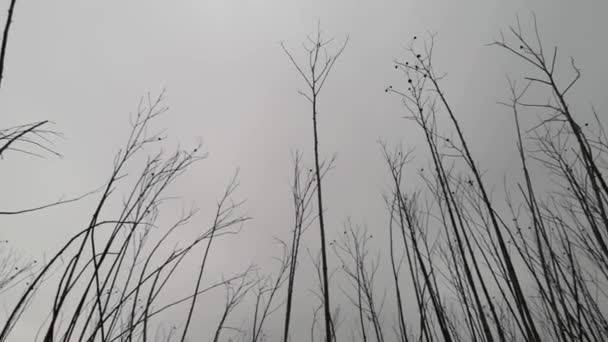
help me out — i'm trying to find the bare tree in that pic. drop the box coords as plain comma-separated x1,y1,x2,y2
0,91,249,342
281,23,347,342
181,170,250,342
380,14,608,342
250,241,290,342
213,266,256,342
282,150,317,342
333,222,386,342
0,0,18,88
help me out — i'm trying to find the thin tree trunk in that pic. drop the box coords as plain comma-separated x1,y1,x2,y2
0,0,18,88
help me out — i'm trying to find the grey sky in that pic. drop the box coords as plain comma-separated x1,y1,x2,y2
1,0,608,340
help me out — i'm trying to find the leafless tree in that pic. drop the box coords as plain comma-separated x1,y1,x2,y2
180,170,250,342
281,23,348,342
333,222,386,342
213,266,256,342
249,241,290,342
0,0,18,88
381,14,608,342
282,150,317,342
0,91,249,342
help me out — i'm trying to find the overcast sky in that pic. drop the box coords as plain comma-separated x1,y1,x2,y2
1,0,608,341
